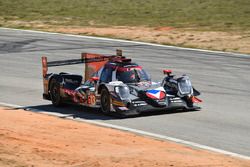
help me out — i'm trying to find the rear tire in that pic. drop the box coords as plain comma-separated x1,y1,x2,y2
100,88,111,114
50,78,63,107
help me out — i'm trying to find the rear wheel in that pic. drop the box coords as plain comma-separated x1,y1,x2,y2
50,78,63,106
100,88,111,113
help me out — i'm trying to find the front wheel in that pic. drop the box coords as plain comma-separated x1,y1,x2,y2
100,88,111,113
50,78,63,107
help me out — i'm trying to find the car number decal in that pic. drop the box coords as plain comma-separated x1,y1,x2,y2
87,94,96,105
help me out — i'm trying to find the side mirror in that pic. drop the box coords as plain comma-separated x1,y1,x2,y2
163,69,172,76
90,76,99,82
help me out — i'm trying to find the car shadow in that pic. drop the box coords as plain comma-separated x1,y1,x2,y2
22,104,114,120
19,104,198,120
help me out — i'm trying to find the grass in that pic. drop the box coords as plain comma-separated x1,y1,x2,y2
0,0,249,54
0,0,250,30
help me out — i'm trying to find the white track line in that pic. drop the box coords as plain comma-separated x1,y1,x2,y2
0,27,249,58
0,101,249,160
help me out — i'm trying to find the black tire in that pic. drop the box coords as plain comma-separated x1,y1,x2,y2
50,78,63,107
100,88,111,113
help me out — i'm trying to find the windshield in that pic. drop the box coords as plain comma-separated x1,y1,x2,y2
116,68,151,83
178,77,193,95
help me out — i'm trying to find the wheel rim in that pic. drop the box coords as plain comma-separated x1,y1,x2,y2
101,92,109,112
51,85,59,103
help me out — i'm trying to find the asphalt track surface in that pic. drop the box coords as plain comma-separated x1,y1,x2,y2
0,28,250,157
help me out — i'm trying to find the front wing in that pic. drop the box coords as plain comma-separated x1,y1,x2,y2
110,94,200,116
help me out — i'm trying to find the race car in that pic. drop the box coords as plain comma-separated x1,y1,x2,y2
42,49,202,116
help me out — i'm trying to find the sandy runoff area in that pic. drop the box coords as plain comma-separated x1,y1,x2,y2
0,107,249,167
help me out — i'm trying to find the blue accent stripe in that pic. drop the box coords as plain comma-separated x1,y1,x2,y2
147,90,160,94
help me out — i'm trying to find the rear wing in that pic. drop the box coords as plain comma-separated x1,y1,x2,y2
42,49,123,80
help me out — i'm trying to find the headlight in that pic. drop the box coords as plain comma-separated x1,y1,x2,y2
177,76,193,96
114,86,130,99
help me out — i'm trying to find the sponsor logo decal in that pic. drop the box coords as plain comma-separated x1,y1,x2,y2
146,89,166,100
118,107,129,111
112,99,126,107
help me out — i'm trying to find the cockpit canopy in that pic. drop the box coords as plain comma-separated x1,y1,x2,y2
99,62,151,83
116,67,150,83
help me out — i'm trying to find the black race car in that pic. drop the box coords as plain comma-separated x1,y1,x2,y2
42,49,202,116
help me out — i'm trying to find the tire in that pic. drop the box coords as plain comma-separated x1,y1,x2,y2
100,88,111,113
50,78,63,107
